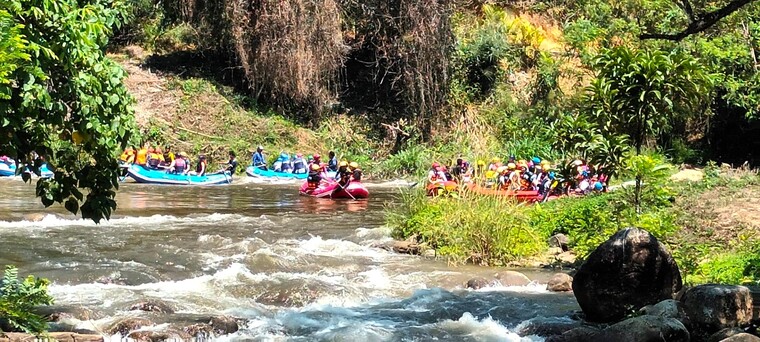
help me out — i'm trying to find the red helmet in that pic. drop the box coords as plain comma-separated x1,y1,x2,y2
313,154,321,160
432,162,440,168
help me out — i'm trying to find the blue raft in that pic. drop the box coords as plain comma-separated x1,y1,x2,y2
0,162,54,178
245,166,336,180
127,164,232,185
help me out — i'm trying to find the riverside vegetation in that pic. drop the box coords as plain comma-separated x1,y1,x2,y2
3,0,760,334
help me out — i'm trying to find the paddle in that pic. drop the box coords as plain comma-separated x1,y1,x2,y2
332,178,356,200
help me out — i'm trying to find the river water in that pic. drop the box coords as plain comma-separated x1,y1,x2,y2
0,177,578,341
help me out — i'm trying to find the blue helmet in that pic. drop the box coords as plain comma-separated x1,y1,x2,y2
532,157,541,164
594,182,603,191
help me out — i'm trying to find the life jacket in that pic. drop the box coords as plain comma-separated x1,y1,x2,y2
281,160,292,171
293,158,306,172
147,153,162,168
352,169,362,182
307,170,321,189
196,160,207,174
164,151,175,162
174,158,187,173
135,149,148,165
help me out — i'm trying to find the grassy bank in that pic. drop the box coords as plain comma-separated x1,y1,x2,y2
387,166,760,285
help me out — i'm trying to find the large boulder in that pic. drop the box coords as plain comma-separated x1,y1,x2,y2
572,228,682,322
681,285,754,338
707,328,747,342
544,326,601,342
594,315,690,342
548,233,570,251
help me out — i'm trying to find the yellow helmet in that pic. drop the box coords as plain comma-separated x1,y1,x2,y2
339,161,348,167
507,162,516,170
477,159,485,166
541,160,550,166
491,157,499,163
349,162,359,169
497,166,507,173
311,163,321,171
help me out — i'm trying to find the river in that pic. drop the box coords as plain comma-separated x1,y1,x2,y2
0,177,578,341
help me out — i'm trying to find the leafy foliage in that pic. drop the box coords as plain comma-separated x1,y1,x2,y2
0,0,137,222
0,266,53,334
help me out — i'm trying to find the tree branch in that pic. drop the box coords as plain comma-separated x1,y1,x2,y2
640,0,757,41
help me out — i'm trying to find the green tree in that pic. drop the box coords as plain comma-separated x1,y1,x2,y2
0,0,136,223
586,46,711,208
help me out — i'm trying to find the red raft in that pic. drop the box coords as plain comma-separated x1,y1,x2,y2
299,180,370,199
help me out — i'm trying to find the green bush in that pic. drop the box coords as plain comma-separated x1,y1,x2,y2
684,243,760,285
389,190,548,265
0,266,54,334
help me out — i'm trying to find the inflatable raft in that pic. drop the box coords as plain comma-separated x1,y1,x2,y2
126,164,231,185
246,166,336,181
0,161,53,178
299,180,369,199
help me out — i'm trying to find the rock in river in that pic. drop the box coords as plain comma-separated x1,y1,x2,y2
465,277,490,290
594,315,690,342
129,300,176,314
682,284,754,338
494,270,531,286
572,228,682,322
547,273,573,292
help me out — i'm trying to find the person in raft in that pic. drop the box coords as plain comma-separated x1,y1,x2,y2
167,151,189,174
292,153,308,174
251,146,267,171
220,150,238,175
349,162,362,182
189,155,208,176
306,163,323,192
327,151,338,172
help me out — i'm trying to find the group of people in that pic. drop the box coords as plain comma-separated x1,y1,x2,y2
120,142,238,177
428,156,608,196
250,146,363,190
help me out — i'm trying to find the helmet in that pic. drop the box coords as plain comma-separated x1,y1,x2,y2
491,157,499,163
296,153,303,158
179,151,187,157
497,166,507,173
509,155,516,161
313,154,321,160
594,182,603,191
573,159,583,166
477,160,485,166
349,162,359,169
432,162,440,168
339,161,348,167
281,152,289,159
532,157,541,164
541,160,550,166
311,163,321,171
257,145,264,151
507,162,516,170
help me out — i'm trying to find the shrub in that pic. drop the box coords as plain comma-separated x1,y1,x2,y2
389,190,548,265
0,266,54,334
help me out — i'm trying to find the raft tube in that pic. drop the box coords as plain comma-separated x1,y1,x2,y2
126,164,231,185
0,162,53,178
246,166,336,181
299,180,369,199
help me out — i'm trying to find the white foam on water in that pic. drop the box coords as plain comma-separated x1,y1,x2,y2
291,236,395,261
472,281,551,294
354,226,392,239
435,312,543,342
0,213,264,230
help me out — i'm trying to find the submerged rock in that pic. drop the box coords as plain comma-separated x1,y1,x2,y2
493,270,531,286
107,317,154,336
572,228,682,322
547,273,573,292
465,277,490,290
682,284,754,338
129,300,176,314
594,315,690,342
209,315,239,335
128,328,192,342
517,318,581,337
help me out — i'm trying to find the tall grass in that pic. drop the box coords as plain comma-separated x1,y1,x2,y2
388,189,549,265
